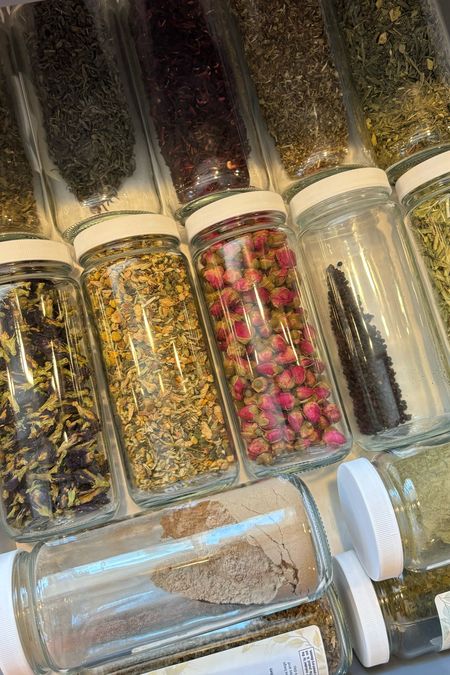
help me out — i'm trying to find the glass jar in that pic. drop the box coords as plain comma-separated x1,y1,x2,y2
83,585,351,675
225,0,374,198
120,0,270,220
333,0,450,181
334,550,450,667
337,441,450,581
292,167,450,451
0,17,52,240
0,239,116,541
75,215,237,506
0,476,331,673
10,0,161,242
187,191,351,477
396,150,450,344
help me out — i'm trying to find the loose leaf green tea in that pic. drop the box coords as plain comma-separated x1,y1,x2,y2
0,278,111,535
24,0,136,206
83,237,235,497
335,0,450,170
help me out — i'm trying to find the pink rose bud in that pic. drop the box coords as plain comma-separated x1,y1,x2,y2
259,394,279,411
314,360,326,374
253,230,269,251
242,248,258,268
271,286,294,308
305,370,317,386
231,375,247,401
220,287,240,308
276,391,296,411
299,339,315,355
247,438,270,460
247,309,264,327
271,335,287,352
276,369,295,390
258,325,272,338
323,403,341,423
287,410,304,433
323,428,346,446
264,428,283,444
303,401,321,424
257,411,280,429
303,324,317,341
215,322,228,342
245,269,263,285
210,301,223,318
218,341,227,352
203,266,224,290
275,248,297,268
314,384,331,401
223,268,241,285
232,304,245,316
256,362,278,377
238,404,258,422
296,386,314,400
291,365,306,385
202,249,222,266
276,346,297,365
271,268,289,286
233,277,252,293
234,321,252,343
258,348,274,363
284,426,296,443
254,287,270,304
301,357,314,368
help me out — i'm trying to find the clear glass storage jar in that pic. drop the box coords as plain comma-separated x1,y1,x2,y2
225,0,374,198
10,0,161,241
337,441,450,581
292,167,450,451
333,0,450,180
74,215,237,505
0,475,331,674
187,191,351,477
396,150,450,344
0,16,52,241
334,550,450,667
120,0,269,220
84,585,351,675
0,239,116,541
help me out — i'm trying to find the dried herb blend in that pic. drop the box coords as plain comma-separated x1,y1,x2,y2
24,0,136,206
130,0,250,206
83,237,235,498
198,225,348,468
408,194,450,338
0,277,111,535
335,0,450,170
0,63,40,237
231,0,350,180
327,262,409,435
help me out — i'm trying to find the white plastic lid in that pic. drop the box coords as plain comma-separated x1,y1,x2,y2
337,458,404,581
396,150,450,203
184,191,287,242
333,551,390,667
0,550,33,675
290,168,392,222
73,213,180,261
0,239,73,267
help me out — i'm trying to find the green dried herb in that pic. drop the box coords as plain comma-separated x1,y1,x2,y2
335,0,450,170
0,278,111,534
83,238,235,497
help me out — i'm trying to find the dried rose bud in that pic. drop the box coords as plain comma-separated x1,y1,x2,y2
264,428,283,444
305,370,317,387
294,438,312,452
257,411,281,429
276,369,295,390
296,386,314,400
234,321,252,343
227,342,247,359
258,394,279,411
233,277,252,293
254,286,271,304
276,346,297,365
323,428,346,446
286,311,303,330
307,429,321,444
275,248,297,268
231,305,245,317
247,309,265,327
314,360,326,374
303,324,317,341
210,301,223,318
301,357,314,368
318,415,330,430
256,362,279,377
268,231,287,247
257,347,274,363
276,391,296,411
258,325,272,338
223,357,235,377
245,269,263,285
248,438,271,460
271,287,294,308
323,403,341,423
287,410,304,433
202,250,222,266
314,384,331,401
299,339,315,355
222,240,242,260
223,268,241,285
290,330,302,345
270,334,287,352
203,266,224,290
253,230,269,251
215,321,229,342
220,287,240,308
218,341,228,352
238,404,258,422
241,421,259,439
260,276,275,293
242,248,259,268
252,377,268,393
231,375,247,401
259,256,273,270
256,451,274,465
291,365,306,385
284,426,296,443
271,268,289,286
234,356,251,376
303,401,321,424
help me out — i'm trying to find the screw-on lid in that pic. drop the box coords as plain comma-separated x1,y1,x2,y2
0,239,73,267
396,150,450,203
73,213,180,261
184,191,287,242
337,458,403,581
333,551,390,668
0,550,33,675
290,168,391,223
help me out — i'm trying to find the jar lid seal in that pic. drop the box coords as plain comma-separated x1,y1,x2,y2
290,168,391,222
396,150,450,203
333,551,390,667
337,458,404,581
73,213,180,261
0,238,73,267
185,191,287,242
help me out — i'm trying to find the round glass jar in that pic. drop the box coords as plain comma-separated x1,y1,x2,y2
0,239,116,542
225,0,374,198
292,168,450,451
75,215,237,506
334,550,450,667
396,150,450,345
0,476,331,673
120,0,270,220
333,0,450,181
187,191,351,477
338,441,450,581
10,0,161,241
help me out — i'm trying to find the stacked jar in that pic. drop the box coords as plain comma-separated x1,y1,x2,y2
10,0,161,241
292,167,450,450
120,0,270,220
186,190,351,475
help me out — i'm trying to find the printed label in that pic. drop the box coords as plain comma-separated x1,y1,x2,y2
146,625,329,675
435,591,450,651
